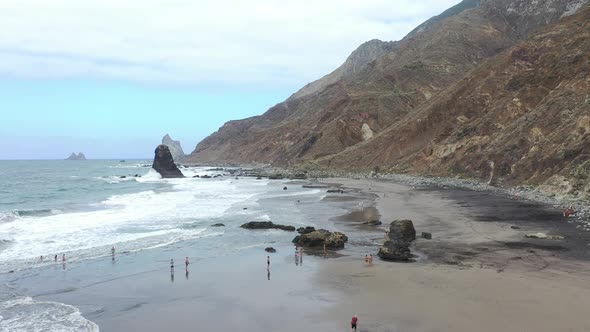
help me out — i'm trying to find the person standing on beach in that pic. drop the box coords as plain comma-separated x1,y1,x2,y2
267,256,270,267
365,255,369,265
369,254,373,265
185,256,190,269
111,246,115,256
351,314,358,331
170,258,174,271
62,254,66,262
54,254,57,262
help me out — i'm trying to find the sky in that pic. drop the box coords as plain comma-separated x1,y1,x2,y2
0,0,461,159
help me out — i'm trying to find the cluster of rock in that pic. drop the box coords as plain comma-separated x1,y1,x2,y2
292,227,348,249
378,220,416,262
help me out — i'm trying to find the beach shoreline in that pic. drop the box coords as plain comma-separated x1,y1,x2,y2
2,174,590,332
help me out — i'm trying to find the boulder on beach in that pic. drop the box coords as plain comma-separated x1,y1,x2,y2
268,174,284,180
327,189,344,194
292,229,348,249
240,221,296,231
421,232,432,239
152,145,184,178
265,247,277,253
378,219,416,262
211,223,225,227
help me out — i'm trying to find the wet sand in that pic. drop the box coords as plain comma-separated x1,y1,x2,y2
318,178,590,332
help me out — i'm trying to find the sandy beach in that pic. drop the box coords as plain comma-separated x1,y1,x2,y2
2,176,589,332
317,178,590,332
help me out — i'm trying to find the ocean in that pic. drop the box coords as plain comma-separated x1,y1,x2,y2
0,160,353,331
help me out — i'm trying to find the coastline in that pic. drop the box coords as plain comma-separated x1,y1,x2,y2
2,173,589,331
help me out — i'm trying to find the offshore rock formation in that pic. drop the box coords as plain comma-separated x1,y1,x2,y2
152,145,184,178
187,0,590,202
161,134,186,162
66,152,86,160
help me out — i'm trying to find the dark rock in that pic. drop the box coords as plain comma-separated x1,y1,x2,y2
119,176,126,179
243,207,248,210
389,219,416,243
256,177,262,180
363,220,382,226
265,247,277,253
292,229,348,249
268,174,284,180
297,226,316,234
421,232,432,239
292,173,308,179
240,221,296,231
302,185,329,189
327,189,344,194
201,175,212,179
378,219,416,262
511,226,521,229
134,174,140,177
193,175,200,178
152,145,184,178
211,223,225,227
283,186,288,190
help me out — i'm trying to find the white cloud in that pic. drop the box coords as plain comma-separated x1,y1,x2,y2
0,0,462,89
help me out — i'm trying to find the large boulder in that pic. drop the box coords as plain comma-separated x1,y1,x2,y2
240,221,295,231
292,229,348,249
378,219,416,262
388,219,416,243
152,145,184,178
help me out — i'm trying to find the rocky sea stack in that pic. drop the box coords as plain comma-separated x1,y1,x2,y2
66,152,86,160
152,144,184,178
161,134,186,162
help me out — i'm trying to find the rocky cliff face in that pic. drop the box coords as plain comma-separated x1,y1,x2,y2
66,152,86,160
187,0,590,201
161,134,186,162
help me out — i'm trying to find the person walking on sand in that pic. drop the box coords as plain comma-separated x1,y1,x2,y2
170,258,174,271
54,254,57,262
351,314,358,331
369,254,374,265
365,255,369,265
185,256,189,269
62,254,66,262
111,246,115,255
267,256,270,268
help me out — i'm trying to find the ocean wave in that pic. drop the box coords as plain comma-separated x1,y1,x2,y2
0,296,99,332
0,209,62,223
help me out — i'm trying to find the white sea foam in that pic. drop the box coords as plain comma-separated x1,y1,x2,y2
0,296,99,332
0,173,265,268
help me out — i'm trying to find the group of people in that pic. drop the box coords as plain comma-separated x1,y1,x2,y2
364,254,374,265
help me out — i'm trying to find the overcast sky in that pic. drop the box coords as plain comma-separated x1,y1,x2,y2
0,0,461,159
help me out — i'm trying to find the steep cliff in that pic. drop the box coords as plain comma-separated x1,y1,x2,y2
314,4,590,201
187,0,589,200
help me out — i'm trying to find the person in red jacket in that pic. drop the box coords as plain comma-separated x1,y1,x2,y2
351,314,358,331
